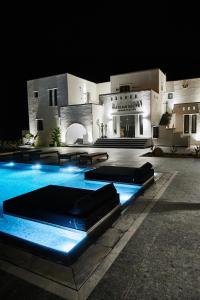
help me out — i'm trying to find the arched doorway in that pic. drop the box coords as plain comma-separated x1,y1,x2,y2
65,123,87,145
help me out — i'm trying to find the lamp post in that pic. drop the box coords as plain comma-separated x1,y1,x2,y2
100,123,104,138
96,119,100,138
104,124,107,138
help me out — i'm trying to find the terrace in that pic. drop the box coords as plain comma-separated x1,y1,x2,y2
0,146,199,299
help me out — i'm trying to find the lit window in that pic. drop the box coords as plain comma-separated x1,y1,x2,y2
183,107,185,111
188,107,190,111
193,106,196,110
34,91,39,98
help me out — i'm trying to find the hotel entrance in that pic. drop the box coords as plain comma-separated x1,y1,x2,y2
120,115,135,138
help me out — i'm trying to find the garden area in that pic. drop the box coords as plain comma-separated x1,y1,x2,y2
142,145,200,158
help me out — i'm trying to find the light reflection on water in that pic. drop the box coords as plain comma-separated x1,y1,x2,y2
0,162,142,253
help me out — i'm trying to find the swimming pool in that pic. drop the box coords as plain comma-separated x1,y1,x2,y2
0,162,142,255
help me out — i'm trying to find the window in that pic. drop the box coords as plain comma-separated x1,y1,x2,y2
184,115,189,134
34,91,39,98
113,116,117,134
54,88,57,106
120,96,122,100
125,96,127,99
130,95,132,99
135,94,137,99
48,88,58,106
37,119,43,131
119,85,130,93
168,93,173,99
188,106,190,111
193,106,196,110
139,115,143,135
49,89,53,106
191,115,197,133
115,96,117,100
183,107,185,111
111,97,113,101
153,126,159,138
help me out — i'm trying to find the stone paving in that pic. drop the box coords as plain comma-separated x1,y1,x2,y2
0,146,200,299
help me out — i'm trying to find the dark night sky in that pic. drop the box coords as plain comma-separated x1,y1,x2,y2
1,2,200,140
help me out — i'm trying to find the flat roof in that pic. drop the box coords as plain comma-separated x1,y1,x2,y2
110,68,164,78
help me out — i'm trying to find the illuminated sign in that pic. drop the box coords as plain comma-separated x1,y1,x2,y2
112,100,143,112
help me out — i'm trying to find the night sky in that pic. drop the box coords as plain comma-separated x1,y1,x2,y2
1,2,200,140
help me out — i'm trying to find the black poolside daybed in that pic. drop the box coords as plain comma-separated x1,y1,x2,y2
84,162,154,185
3,184,120,232
57,151,88,163
79,152,109,164
13,149,42,160
28,150,58,160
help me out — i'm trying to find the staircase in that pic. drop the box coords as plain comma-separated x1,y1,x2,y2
93,138,151,149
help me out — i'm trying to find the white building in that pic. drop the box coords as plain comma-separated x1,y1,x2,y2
27,69,200,147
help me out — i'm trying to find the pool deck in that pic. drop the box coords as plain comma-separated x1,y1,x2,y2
0,147,200,299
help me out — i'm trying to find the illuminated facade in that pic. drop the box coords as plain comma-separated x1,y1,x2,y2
27,69,200,147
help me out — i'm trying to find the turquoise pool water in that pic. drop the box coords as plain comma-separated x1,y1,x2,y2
0,162,142,254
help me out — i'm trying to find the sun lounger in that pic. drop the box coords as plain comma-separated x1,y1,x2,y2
12,149,42,160
57,151,88,163
28,150,58,160
3,183,120,232
85,162,154,185
0,151,14,158
79,152,109,164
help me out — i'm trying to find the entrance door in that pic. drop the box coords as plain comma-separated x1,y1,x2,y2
120,115,135,137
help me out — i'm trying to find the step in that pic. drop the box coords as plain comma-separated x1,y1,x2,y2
93,138,151,149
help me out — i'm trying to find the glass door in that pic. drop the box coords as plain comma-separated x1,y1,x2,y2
120,115,135,137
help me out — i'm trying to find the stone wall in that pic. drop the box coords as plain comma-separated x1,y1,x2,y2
60,104,93,144
110,69,162,93
27,74,68,146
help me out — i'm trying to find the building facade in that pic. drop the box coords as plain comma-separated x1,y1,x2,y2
27,69,200,147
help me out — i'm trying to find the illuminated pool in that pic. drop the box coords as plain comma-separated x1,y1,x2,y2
0,162,142,255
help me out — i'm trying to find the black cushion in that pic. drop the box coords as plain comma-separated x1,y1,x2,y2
4,185,90,213
3,184,119,231
140,162,152,171
85,163,154,184
68,183,117,216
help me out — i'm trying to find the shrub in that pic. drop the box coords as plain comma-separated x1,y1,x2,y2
170,145,177,153
194,145,200,158
152,147,164,157
51,127,61,147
